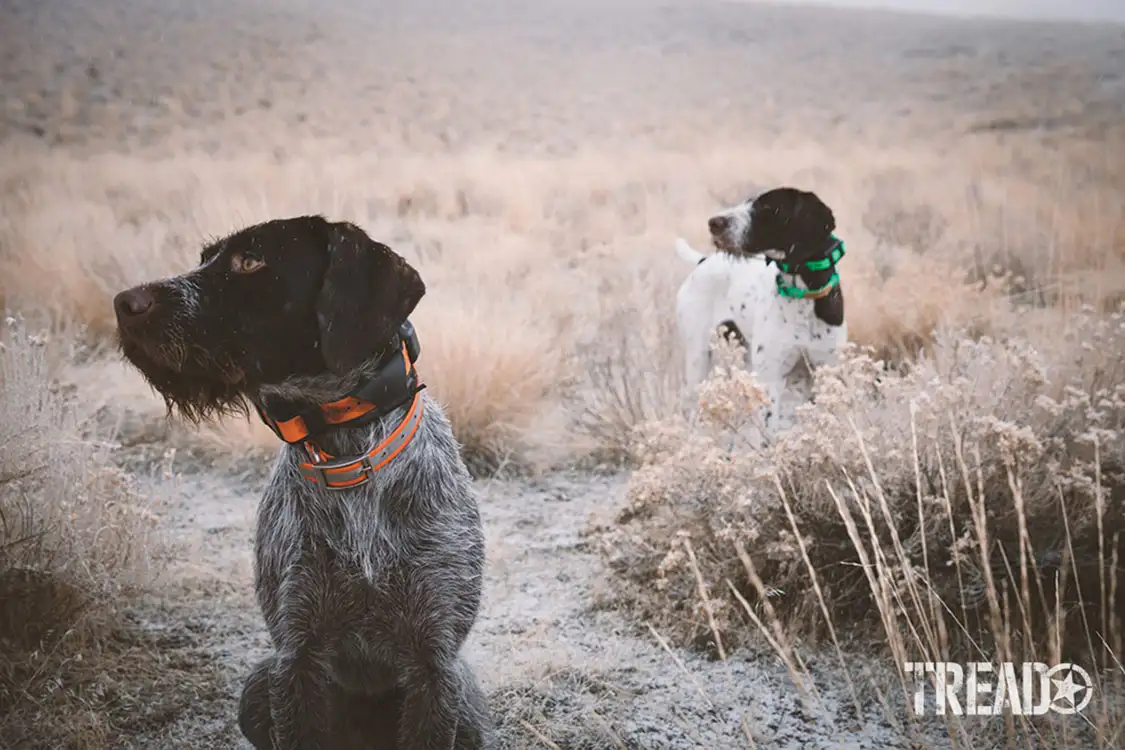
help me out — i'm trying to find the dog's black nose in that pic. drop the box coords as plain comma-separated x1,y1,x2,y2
114,286,156,320
708,215,730,235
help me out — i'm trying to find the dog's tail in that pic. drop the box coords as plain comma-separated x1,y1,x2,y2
675,237,707,266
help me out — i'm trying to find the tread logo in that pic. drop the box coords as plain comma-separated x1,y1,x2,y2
903,662,1093,716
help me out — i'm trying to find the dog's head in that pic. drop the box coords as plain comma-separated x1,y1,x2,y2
707,187,836,264
114,215,425,421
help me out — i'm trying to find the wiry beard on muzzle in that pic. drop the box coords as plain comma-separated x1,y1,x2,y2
118,336,249,424
153,373,249,424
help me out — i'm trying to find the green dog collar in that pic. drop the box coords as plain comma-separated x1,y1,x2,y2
772,237,845,274
775,271,841,299
773,237,845,299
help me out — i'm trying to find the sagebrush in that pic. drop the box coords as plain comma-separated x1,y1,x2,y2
600,310,1125,661
599,315,1125,743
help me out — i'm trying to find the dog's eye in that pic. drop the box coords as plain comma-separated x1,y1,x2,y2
231,253,266,274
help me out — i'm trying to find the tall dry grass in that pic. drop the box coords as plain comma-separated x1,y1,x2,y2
2,128,1122,469
0,317,167,748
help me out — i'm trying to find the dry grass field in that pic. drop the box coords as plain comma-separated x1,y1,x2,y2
2,0,1124,747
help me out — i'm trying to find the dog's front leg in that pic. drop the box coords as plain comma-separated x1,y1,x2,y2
398,653,461,750
750,355,785,437
268,647,333,749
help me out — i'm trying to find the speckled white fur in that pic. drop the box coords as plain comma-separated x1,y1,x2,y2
674,237,847,430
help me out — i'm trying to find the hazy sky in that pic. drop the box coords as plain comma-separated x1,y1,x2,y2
754,0,1125,23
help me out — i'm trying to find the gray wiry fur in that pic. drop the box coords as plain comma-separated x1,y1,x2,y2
239,391,493,750
111,216,493,749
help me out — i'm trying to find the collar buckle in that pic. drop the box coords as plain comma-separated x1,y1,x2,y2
300,452,376,491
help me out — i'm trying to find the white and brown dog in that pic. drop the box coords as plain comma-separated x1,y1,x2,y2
674,187,848,431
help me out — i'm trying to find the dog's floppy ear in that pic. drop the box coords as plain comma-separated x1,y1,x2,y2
316,222,425,374
791,190,836,243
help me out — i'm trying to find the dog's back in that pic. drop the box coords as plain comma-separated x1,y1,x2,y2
674,241,772,343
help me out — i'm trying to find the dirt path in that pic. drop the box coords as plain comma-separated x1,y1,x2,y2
107,438,920,749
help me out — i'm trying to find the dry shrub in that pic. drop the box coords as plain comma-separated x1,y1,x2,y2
0,317,165,748
412,292,575,475
597,309,1125,739
574,261,687,464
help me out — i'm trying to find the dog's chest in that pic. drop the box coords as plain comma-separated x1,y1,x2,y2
255,459,403,614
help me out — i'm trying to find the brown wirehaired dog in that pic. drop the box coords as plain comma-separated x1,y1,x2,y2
114,215,493,749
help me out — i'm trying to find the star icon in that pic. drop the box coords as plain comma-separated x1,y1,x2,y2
1048,665,1093,714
